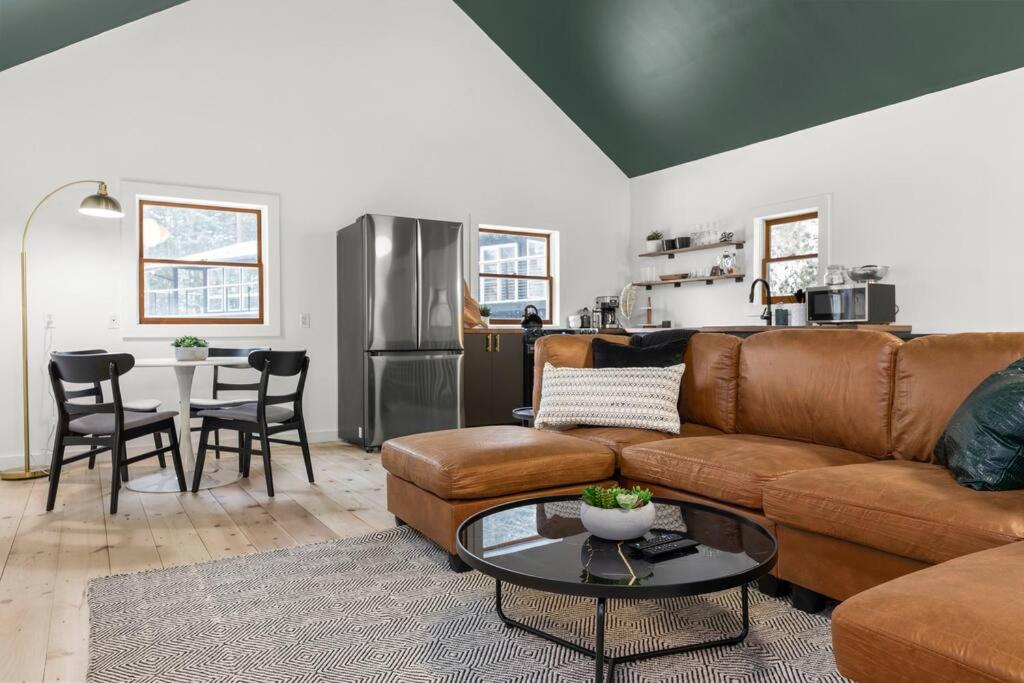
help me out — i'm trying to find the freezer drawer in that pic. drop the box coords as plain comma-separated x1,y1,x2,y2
365,352,462,448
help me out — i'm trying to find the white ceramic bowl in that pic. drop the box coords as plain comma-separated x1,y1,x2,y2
580,501,656,541
174,346,209,361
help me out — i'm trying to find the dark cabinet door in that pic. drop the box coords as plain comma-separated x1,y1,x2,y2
463,333,492,427
488,332,524,425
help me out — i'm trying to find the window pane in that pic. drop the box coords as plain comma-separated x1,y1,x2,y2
767,257,818,296
770,216,818,258
479,231,548,276
143,263,260,320
479,276,549,321
142,202,259,263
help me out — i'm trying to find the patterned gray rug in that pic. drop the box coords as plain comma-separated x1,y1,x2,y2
88,527,846,682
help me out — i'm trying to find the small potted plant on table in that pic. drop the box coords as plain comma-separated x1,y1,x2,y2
645,230,664,253
580,485,656,540
172,335,209,361
479,305,491,327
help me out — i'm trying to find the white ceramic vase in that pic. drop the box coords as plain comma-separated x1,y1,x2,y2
174,346,209,361
580,501,656,541
645,239,662,253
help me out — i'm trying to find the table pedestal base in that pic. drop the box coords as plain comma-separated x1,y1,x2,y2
495,580,750,683
125,464,242,492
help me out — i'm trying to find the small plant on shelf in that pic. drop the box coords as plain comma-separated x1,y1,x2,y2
171,335,209,361
645,230,664,252
478,305,491,327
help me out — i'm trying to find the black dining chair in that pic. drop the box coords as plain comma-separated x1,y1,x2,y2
192,350,313,497
188,347,268,462
63,349,167,476
48,352,186,514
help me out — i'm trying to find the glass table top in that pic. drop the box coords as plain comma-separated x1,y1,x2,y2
457,495,777,599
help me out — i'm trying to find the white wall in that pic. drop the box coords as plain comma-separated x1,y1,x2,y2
0,0,629,466
630,67,1024,333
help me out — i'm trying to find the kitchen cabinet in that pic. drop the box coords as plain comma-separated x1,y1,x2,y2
464,330,524,427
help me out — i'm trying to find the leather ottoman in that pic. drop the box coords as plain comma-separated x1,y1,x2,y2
382,426,617,565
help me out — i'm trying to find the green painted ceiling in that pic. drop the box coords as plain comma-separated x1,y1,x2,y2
0,0,188,72
455,0,1024,177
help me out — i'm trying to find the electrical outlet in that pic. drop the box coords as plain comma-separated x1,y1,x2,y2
300,313,311,328
44,313,56,329
107,314,120,330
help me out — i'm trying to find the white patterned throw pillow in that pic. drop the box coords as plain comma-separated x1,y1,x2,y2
535,362,685,433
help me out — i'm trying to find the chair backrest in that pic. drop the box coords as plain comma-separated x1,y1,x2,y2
248,351,309,416
208,347,268,398
49,352,135,424
59,349,109,402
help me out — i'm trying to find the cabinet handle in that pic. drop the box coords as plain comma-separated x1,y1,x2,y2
495,334,501,353
485,333,492,353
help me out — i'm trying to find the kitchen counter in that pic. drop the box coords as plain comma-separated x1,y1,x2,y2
697,324,913,333
464,327,527,334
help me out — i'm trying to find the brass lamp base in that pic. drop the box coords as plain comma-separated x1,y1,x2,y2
1,466,49,481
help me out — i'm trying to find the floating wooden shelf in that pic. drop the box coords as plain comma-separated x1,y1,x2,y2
639,240,745,259
633,274,746,290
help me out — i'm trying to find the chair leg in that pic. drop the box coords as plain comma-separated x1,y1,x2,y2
154,431,166,468
192,422,211,493
214,429,220,459
88,451,96,470
241,433,252,478
297,420,314,483
110,441,124,515
119,458,130,482
167,425,187,492
46,429,66,512
258,425,274,497
237,430,245,473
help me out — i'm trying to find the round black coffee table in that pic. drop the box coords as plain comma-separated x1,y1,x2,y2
456,495,777,682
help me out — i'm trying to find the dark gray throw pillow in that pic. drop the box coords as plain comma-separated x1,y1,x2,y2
934,357,1024,491
592,337,685,368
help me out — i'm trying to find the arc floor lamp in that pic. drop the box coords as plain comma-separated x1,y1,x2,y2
1,180,124,481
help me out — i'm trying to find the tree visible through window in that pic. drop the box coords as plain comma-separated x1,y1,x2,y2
761,212,818,304
478,228,552,324
139,200,264,324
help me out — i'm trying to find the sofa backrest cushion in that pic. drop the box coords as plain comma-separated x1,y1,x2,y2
737,329,900,458
532,334,628,412
680,333,741,432
892,333,1024,462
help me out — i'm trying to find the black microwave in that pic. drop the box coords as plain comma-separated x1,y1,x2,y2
805,283,896,324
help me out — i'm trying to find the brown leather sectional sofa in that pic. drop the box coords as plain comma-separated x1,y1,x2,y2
382,329,1024,682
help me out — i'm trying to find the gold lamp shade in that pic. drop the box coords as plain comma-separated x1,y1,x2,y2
79,182,124,218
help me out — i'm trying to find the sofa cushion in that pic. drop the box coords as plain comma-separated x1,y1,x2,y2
763,460,1024,564
620,434,872,510
381,426,615,500
892,332,1024,462
561,422,723,456
736,329,899,458
680,333,740,433
592,336,685,368
532,334,630,412
833,541,1024,683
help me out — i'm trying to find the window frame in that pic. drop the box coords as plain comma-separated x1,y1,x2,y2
761,211,819,305
477,227,553,325
137,199,265,325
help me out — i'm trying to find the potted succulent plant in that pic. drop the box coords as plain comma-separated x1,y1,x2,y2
645,230,664,253
478,305,491,327
580,485,656,540
171,335,209,361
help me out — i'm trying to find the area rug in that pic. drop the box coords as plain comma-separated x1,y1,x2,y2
88,526,847,682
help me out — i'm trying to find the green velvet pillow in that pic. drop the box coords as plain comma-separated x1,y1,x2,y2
934,358,1024,491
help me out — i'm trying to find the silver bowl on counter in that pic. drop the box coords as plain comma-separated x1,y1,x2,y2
847,265,889,282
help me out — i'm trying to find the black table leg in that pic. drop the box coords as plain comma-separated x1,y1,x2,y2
495,580,751,682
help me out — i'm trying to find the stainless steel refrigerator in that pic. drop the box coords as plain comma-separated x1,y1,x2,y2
337,214,463,450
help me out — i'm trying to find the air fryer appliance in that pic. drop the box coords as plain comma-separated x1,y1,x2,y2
595,295,620,328
337,214,464,450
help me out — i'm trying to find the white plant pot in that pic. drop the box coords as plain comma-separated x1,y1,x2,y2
580,501,656,541
174,346,209,361
645,240,662,253
480,316,490,327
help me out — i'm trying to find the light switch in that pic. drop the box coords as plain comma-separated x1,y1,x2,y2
300,313,311,328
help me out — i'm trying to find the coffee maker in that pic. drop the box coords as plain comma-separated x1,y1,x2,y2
595,296,620,329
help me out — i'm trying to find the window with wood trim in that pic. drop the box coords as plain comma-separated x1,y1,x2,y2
139,199,264,324
761,211,819,304
478,227,553,324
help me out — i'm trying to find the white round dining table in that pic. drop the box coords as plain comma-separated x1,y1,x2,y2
126,356,249,492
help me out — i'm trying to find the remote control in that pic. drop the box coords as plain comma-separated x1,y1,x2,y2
638,538,700,560
627,532,686,552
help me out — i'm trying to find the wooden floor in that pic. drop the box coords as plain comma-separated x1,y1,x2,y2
0,440,393,683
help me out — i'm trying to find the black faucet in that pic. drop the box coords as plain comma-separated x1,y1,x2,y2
748,278,773,326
